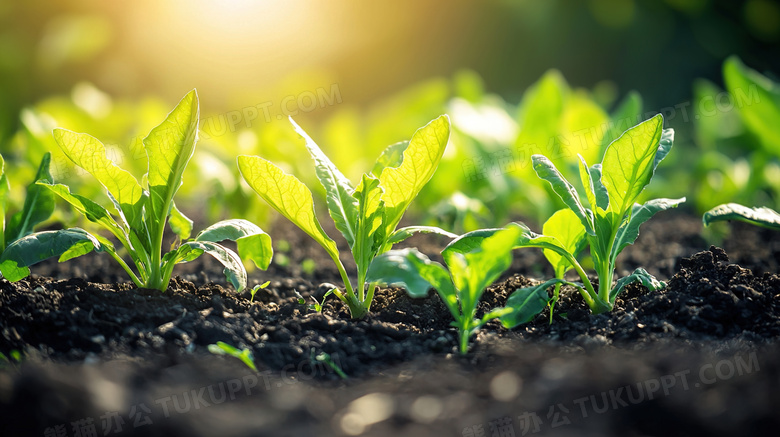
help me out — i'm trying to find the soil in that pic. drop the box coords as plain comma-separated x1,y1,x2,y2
1,212,779,436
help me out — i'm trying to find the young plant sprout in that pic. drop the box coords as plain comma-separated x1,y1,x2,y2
446,115,685,316
368,225,549,354
0,153,56,279
237,115,455,319
0,90,273,291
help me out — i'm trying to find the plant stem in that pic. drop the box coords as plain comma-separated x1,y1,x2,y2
108,250,143,288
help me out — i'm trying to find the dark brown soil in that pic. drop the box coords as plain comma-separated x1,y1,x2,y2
1,212,779,436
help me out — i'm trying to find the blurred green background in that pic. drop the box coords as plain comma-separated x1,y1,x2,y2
1,0,779,231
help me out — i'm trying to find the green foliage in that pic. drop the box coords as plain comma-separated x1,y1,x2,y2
0,91,272,291
250,280,271,302
703,203,780,231
208,341,257,371
445,116,683,318
238,115,454,319
0,153,57,278
368,226,549,354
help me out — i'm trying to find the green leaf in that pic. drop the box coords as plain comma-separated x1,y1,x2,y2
602,91,643,150
237,155,340,261
386,226,458,246
703,203,780,231
379,115,450,236
578,155,609,212
0,228,101,281
610,267,664,302
532,155,595,235
37,182,127,240
611,198,686,266
542,209,586,276
442,227,501,265
601,114,665,216
53,128,145,228
723,56,780,155
499,279,567,328
176,241,247,291
371,141,408,177
352,174,386,275
168,202,193,240
208,341,257,371
290,117,359,247
195,219,274,269
143,89,199,245
447,225,523,317
5,153,56,243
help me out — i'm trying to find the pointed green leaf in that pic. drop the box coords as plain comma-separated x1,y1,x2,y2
195,219,273,270
237,155,340,261
168,202,193,240
37,182,127,239
500,279,568,328
371,141,408,177
387,226,458,246
542,209,587,276
143,90,199,243
601,114,665,216
5,153,56,243
0,228,101,281
610,268,664,302
353,174,386,275
611,198,686,266
532,154,595,235
602,90,643,150
290,117,359,247
53,128,145,228
703,203,780,231
379,115,450,235
578,155,609,212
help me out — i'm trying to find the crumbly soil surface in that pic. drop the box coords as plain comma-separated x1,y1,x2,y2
1,213,779,436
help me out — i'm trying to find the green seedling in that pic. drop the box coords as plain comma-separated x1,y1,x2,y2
238,115,455,319
446,115,684,316
0,90,273,291
368,225,549,355
311,349,347,379
703,203,780,231
208,341,257,371
0,153,56,279
250,280,271,302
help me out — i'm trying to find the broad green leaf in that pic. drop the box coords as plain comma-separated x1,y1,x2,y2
532,155,594,235
610,268,664,302
37,182,127,239
602,91,643,150
367,248,460,318
611,198,685,266
703,203,780,231
379,115,450,235
195,219,273,269
723,56,780,154
168,202,193,240
53,128,145,228
578,155,609,212
542,209,586,276
353,174,386,276
601,114,664,216
290,117,358,247
0,154,10,250
0,228,101,281
237,155,340,261
448,225,523,317
386,226,458,246
176,241,247,291
5,153,55,243
143,90,199,243
500,279,567,328
371,141,408,177
442,227,501,267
